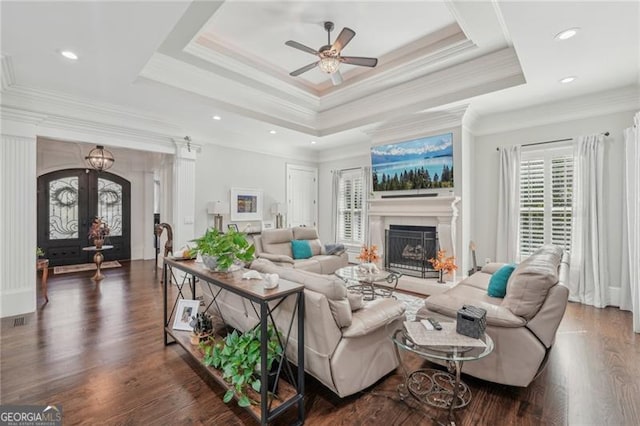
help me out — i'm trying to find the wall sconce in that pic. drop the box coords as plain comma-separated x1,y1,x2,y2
207,201,229,232
271,203,286,229
85,145,115,171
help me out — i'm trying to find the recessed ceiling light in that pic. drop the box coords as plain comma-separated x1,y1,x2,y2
60,50,78,60
269,130,277,134
310,140,317,145
212,115,221,120
559,76,577,84
554,28,580,41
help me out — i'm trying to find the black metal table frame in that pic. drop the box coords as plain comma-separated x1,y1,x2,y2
162,260,305,425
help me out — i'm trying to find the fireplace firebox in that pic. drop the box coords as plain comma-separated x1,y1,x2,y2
385,225,438,279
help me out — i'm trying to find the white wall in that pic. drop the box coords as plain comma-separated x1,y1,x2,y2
472,110,636,294
194,143,315,238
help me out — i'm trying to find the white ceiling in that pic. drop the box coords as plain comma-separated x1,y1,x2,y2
1,1,638,155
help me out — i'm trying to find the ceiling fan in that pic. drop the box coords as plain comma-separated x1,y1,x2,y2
285,21,378,86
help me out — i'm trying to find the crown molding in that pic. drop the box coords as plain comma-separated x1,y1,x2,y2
318,47,524,135
4,84,184,136
187,37,321,101
1,55,16,91
140,53,319,132
472,84,640,135
319,32,475,110
365,104,468,145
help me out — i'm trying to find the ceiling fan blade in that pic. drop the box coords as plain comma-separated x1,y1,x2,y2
331,27,355,53
330,70,343,86
290,61,319,76
285,40,319,56
341,56,378,67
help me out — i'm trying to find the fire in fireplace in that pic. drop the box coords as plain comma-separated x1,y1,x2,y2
385,225,438,279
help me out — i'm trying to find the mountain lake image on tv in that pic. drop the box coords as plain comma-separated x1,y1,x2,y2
372,132,453,191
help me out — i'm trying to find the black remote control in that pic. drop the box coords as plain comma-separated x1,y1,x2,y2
427,317,442,330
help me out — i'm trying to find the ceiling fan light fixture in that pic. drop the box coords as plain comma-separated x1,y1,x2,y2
319,57,340,74
85,145,115,171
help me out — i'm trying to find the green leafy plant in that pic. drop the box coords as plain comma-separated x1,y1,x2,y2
36,247,45,257
202,326,283,407
189,228,255,271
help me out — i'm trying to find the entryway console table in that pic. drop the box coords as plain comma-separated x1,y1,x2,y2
162,258,305,425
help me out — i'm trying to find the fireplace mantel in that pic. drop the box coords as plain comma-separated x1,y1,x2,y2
368,195,460,218
368,195,461,252
368,195,461,293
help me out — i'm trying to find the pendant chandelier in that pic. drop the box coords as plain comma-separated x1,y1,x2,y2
85,145,115,171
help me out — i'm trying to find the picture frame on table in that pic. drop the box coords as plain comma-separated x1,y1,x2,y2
230,188,263,221
261,221,274,231
173,299,200,331
227,223,239,232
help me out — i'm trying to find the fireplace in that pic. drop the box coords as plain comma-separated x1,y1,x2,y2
385,225,438,279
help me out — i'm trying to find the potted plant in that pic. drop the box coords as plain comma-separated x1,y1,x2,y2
189,312,214,345
429,249,458,283
88,217,110,249
202,326,283,407
189,227,255,272
36,247,45,258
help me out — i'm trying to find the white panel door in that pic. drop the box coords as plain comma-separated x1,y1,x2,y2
286,164,318,228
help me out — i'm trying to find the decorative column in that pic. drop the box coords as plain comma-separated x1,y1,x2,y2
0,134,37,317
171,139,198,251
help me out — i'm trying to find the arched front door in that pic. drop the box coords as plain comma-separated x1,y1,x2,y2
37,169,131,266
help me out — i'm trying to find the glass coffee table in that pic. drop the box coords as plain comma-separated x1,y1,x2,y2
335,265,402,300
388,316,494,425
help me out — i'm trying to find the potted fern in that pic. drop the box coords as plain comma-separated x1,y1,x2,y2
189,227,255,272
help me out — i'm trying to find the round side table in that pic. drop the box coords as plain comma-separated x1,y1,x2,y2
82,245,114,281
388,317,494,425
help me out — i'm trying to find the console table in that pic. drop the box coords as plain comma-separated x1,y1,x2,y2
162,258,305,425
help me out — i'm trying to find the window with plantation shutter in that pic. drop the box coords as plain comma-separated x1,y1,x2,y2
519,146,573,260
337,169,366,244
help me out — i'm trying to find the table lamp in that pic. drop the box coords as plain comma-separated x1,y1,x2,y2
271,203,286,229
207,201,229,232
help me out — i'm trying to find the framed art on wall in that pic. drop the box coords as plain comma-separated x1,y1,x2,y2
173,299,200,331
230,188,263,221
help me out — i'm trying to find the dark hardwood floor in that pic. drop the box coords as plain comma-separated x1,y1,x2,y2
1,260,638,425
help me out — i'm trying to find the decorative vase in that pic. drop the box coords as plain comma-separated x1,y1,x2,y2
437,269,445,284
94,238,104,249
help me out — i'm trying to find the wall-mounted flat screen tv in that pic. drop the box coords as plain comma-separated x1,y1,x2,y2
371,132,453,191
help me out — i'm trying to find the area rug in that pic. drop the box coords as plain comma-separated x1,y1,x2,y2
394,292,425,321
54,261,122,275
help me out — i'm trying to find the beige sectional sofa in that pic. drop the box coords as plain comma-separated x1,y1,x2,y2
200,258,406,397
417,245,569,387
254,227,348,274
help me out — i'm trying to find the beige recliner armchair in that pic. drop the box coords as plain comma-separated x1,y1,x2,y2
417,245,569,387
200,258,406,397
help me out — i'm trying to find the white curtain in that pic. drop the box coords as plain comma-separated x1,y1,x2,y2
330,170,340,241
620,113,640,332
569,134,607,307
496,146,521,263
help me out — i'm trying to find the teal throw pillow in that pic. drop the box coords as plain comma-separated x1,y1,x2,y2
291,240,312,260
487,264,517,298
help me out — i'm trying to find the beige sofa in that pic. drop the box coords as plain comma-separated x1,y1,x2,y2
200,258,406,397
254,227,348,274
417,245,569,387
